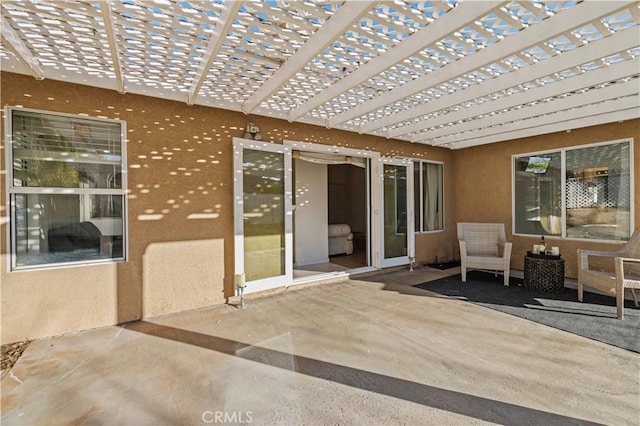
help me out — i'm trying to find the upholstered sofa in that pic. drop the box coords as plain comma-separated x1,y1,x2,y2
328,224,354,256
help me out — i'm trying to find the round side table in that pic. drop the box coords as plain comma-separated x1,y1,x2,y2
523,252,565,292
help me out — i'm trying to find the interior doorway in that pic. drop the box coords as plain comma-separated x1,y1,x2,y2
327,164,368,270
233,138,414,294
291,150,371,279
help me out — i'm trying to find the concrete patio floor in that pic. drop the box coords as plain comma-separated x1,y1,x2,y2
1,266,639,425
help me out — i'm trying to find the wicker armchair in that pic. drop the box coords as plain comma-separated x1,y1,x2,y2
577,229,640,319
457,223,512,286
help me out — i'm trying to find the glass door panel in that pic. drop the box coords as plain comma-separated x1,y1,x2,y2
234,138,292,294
243,148,285,281
384,164,407,258
380,158,414,268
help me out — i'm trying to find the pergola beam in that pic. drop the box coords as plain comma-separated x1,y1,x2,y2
289,1,503,123
427,80,639,146
348,0,635,133
99,1,125,94
407,58,640,141
448,105,640,149
187,0,243,106
0,14,44,80
377,26,639,138
242,0,373,116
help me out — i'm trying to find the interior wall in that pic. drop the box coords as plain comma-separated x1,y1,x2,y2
294,159,329,266
347,166,367,235
328,164,366,235
1,72,454,343
328,165,348,225
452,120,639,278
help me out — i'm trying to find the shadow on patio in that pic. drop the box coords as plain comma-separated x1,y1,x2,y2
127,320,597,425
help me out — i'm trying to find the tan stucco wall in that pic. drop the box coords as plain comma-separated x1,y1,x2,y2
452,121,639,278
2,72,637,343
1,72,454,343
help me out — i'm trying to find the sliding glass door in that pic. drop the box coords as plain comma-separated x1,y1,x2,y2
233,138,292,293
379,158,414,268
233,138,415,291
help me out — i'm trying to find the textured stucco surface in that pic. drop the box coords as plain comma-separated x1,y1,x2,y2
452,121,639,278
1,72,453,343
1,71,638,343
1,267,638,425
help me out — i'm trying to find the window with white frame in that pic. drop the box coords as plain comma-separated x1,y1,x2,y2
513,139,633,241
414,161,444,232
6,107,127,270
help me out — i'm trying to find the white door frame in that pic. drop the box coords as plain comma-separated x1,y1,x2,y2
234,138,415,293
283,141,415,271
284,140,381,270
378,157,415,268
233,137,293,294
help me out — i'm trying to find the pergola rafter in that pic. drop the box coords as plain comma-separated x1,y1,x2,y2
354,0,636,134
288,1,503,123
186,1,242,106
99,1,125,94
412,58,640,143
243,0,373,116
0,0,637,149
0,14,44,80
452,106,640,149
382,26,639,140
430,80,639,147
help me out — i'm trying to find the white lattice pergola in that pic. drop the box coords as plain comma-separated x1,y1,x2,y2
1,0,638,149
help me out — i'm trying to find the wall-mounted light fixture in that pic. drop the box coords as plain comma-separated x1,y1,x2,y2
244,122,262,140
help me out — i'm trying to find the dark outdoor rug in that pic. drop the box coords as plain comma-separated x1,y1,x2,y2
425,261,461,270
414,270,640,353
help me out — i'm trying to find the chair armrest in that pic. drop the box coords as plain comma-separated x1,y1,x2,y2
578,249,618,270
614,257,640,282
579,249,618,257
618,257,640,264
458,239,467,256
498,242,512,259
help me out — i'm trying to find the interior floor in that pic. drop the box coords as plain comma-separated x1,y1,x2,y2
330,235,367,269
293,159,369,280
293,262,349,279
294,237,368,279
